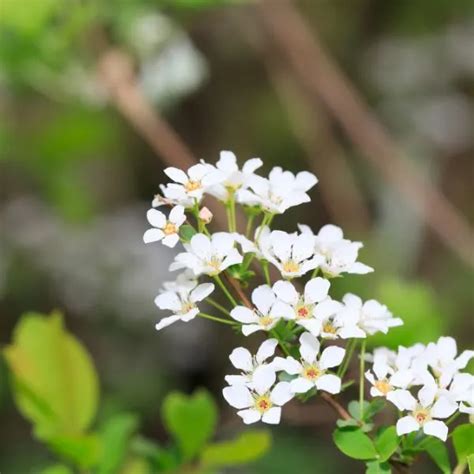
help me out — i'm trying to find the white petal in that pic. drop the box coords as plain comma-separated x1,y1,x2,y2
164,167,188,184
314,299,342,319
342,293,362,308
155,315,181,331
270,231,293,262
318,224,344,242
154,292,182,311
390,370,413,389
304,277,330,304
190,233,212,259
430,397,457,419
373,360,390,380
271,301,295,320
252,285,276,314
295,171,317,191
261,406,281,424
242,324,263,336
188,163,209,180
338,325,366,339
437,337,457,361
242,157,263,174
221,248,244,269
225,375,248,385
252,366,277,395
169,205,186,225
279,356,302,375
396,416,420,436
270,382,293,405
212,232,235,256
146,208,167,228
223,385,253,409
162,233,180,248
292,233,316,263
316,374,341,394
456,350,474,370
387,389,417,411
319,346,345,370
423,420,448,441
350,262,374,274
299,332,320,363
190,283,214,303
143,228,165,243
273,280,298,305
256,338,279,363
229,347,253,371
231,307,257,324
238,408,261,424
419,385,436,408
290,377,314,394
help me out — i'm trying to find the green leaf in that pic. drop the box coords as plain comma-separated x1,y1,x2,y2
336,419,359,428
468,454,474,473
374,426,399,462
40,465,74,474
162,389,217,461
201,430,271,468
348,400,370,421
365,399,386,420
3,311,99,440
179,224,197,243
365,460,391,474
97,413,140,474
453,424,474,464
423,438,451,474
47,433,100,468
333,427,378,460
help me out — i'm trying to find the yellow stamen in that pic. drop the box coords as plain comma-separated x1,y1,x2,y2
163,222,177,235
282,260,300,274
255,395,272,413
374,380,392,395
303,365,321,380
185,180,201,192
259,315,274,327
322,322,337,334
413,409,430,425
296,305,311,319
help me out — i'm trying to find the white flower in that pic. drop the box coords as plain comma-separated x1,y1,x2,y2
278,332,345,395
223,374,293,425
237,167,317,214
143,205,186,248
164,162,220,202
170,232,243,276
448,373,474,415
154,280,214,330
338,294,403,336
299,224,373,277
262,230,323,279
206,150,263,201
233,226,272,260
230,285,294,336
392,385,458,441
225,338,279,387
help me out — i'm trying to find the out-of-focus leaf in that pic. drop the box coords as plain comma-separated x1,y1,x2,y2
3,311,99,440
201,430,271,468
453,424,474,464
374,426,399,462
179,224,197,243
97,413,140,474
162,389,217,461
348,400,370,421
131,436,180,471
333,427,378,460
468,454,474,473
120,457,150,474
365,460,391,474
365,399,386,420
48,433,100,468
40,465,74,474
423,437,451,474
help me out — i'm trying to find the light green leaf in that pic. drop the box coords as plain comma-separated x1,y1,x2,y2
97,413,140,474
47,433,101,468
365,399,386,420
179,224,197,243
374,426,399,462
333,427,378,460
365,460,391,474
162,389,217,461
453,424,474,464
423,437,451,474
40,465,74,474
468,454,474,473
3,311,99,440
348,400,370,421
201,430,271,467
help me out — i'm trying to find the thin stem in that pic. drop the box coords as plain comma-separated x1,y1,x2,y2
213,275,238,307
359,339,366,419
246,213,255,238
320,392,351,420
310,267,319,279
198,312,236,326
224,273,252,308
271,329,291,357
225,193,237,232
446,411,460,426
262,260,271,285
255,212,270,242
206,297,232,317
337,338,358,378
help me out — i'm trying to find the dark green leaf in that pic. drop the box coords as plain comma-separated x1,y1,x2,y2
453,424,474,464
162,389,217,461
333,427,378,460
366,460,391,473
179,224,197,243
423,437,451,474
375,426,399,462
201,430,271,467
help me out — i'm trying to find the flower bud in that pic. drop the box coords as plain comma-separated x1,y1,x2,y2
199,207,213,224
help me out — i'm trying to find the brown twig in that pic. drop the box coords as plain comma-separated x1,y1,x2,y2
257,0,474,267
223,273,253,308
320,392,351,421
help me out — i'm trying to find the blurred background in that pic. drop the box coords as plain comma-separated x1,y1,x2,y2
1,0,473,472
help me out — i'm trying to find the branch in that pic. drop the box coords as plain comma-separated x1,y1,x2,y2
320,392,351,421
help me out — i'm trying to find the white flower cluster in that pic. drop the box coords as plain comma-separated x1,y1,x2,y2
145,151,472,443
365,337,474,440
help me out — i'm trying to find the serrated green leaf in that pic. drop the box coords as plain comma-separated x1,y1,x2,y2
201,430,271,468
424,437,451,474
162,389,217,461
374,426,399,462
97,413,140,474
3,311,99,440
179,224,197,243
365,460,391,474
453,424,474,464
333,427,378,460
47,433,100,468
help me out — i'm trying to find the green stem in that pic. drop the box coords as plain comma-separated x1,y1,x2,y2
246,213,255,238
310,267,319,279
255,213,270,242
359,339,366,419
337,338,358,377
198,312,236,326
226,193,237,232
213,274,238,307
206,297,232,318
262,260,271,285
446,411,460,426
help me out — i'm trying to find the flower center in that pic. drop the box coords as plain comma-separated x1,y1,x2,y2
185,180,201,192
322,322,337,334
259,315,274,328
282,260,300,274
374,379,392,395
255,395,272,413
413,409,430,425
303,364,321,380
296,305,311,319
206,256,222,274
180,301,195,314
163,222,177,235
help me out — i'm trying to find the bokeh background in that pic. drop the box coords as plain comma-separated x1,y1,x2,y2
1,0,473,472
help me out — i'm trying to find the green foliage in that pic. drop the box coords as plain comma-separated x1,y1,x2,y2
333,427,378,460
48,433,101,469
162,389,218,461
453,424,474,465
201,430,271,468
374,426,399,462
365,460,391,473
180,224,197,243
423,438,451,474
3,311,99,440
40,465,74,474
468,454,474,473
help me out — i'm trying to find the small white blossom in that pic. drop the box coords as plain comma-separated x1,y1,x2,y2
225,338,279,387
143,205,186,248
223,373,293,425
154,280,214,330
299,224,373,277
237,167,317,214
230,285,293,336
448,373,474,415
392,385,458,441
262,230,323,279
233,226,272,260
277,332,345,395
207,150,263,201
170,232,243,276
152,184,194,209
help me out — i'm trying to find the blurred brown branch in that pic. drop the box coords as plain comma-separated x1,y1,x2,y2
257,0,474,267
